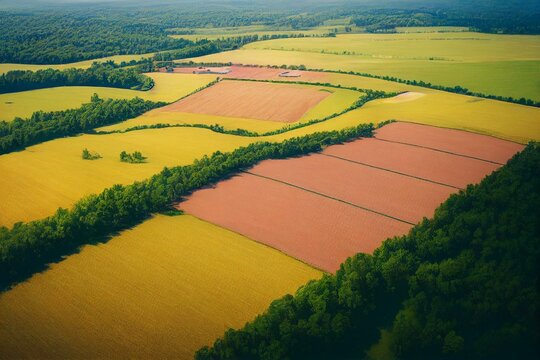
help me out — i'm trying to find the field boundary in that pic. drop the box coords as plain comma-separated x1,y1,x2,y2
373,137,504,165
319,153,462,190
243,171,415,225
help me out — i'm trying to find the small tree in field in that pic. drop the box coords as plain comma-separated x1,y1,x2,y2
82,148,101,160
120,150,147,163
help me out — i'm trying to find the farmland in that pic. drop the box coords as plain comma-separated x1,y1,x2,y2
161,80,356,122
0,215,321,359
184,31,540,100
1,70,538,227
179,122,523,272
0,127,253,226
1,3,539,359
0,73,216,121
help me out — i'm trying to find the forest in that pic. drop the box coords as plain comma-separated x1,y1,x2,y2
196,142,540,359
0,95,164,154
1,1,538,64
0,62,154,94
0,123,374,290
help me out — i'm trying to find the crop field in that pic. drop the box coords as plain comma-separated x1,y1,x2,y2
0,53,156,74
185,31,540,100
0,214,321,359
1,84,536,227
180,172,412,272
249,153,456,224
374,122,525,164
162,80,336,122
179,122,522,272
268,90,540,144
0,73,216,121
323,138,500,189
0,127,254,227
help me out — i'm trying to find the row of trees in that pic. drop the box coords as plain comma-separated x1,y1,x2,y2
0,62,154,94
196,142,540,359
0,94,164,154
154,35,297,62
0,123,374,291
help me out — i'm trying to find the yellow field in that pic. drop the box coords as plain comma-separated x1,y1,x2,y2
0,214,321,359
0,73,216,120
184,32,540,100
0,53,156,74
0,127,253,227
100,84,361,133
269,91,540,144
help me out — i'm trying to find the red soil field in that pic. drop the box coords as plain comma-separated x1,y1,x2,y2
162,80,330,122
179,122,524,273
249,154,455,224
375,122,524,164
179,173,412,272
323,138,501,189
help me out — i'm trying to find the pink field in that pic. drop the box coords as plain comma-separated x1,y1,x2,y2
249,154,455,224
375,122,524,164
162,80,330,122
324,138,500,189
178,122,524,273
179,173,412,272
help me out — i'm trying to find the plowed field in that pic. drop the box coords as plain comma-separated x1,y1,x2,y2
179,122,523,272
162,80,331,122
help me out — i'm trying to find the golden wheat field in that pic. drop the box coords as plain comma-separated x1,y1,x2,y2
0,73,216,120
0,127,254,227
0,214,321,359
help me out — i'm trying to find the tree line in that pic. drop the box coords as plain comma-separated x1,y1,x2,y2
0,123,374,291
196,142,540,359
0,94,165,154
153,34,305,62
0,61,154,94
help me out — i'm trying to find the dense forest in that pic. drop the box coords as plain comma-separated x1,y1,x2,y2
0,123,374,291
196,143,540,359
1,1,538,64
0,95,164,154
0,61,154,94
352,8,540,34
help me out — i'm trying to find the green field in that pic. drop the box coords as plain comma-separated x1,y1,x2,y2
185,32,540,100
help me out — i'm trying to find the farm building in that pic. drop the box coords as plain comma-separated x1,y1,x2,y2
279,70,302,77
192,67,231,74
